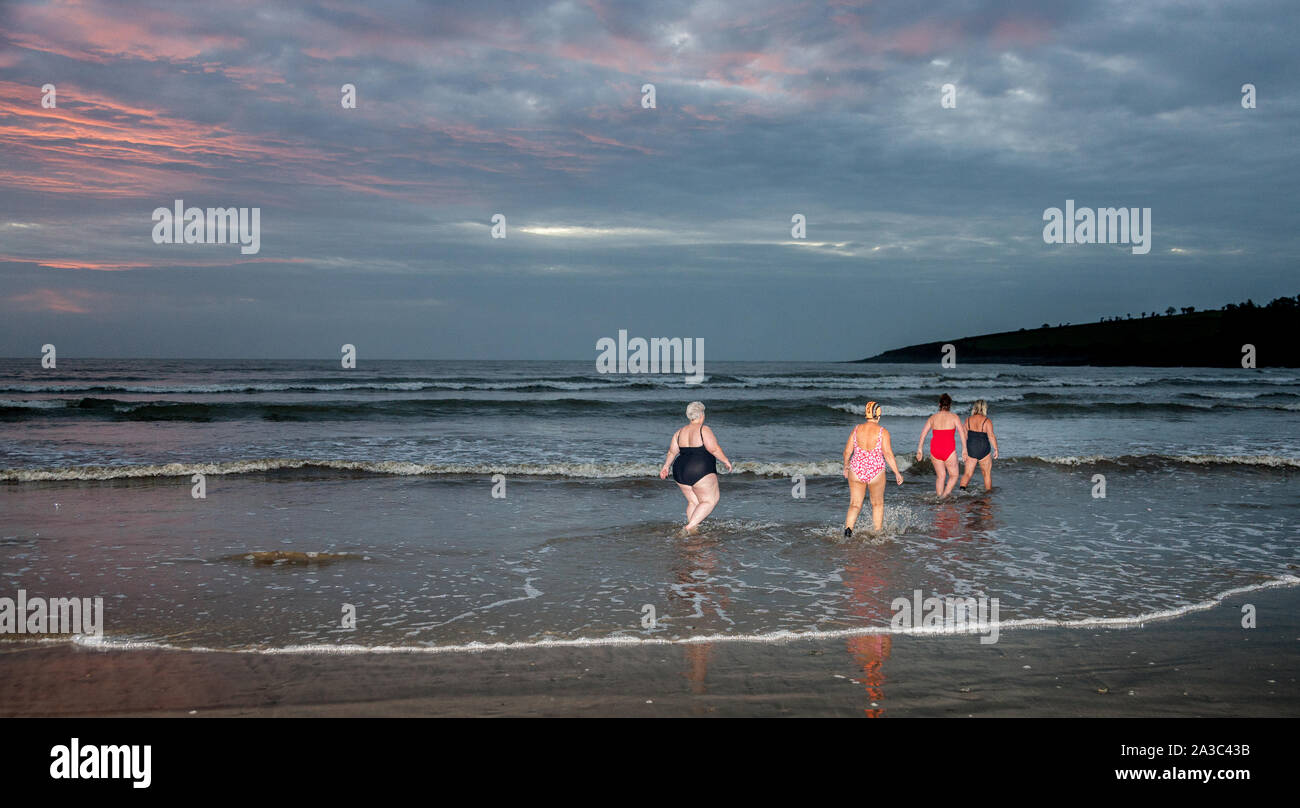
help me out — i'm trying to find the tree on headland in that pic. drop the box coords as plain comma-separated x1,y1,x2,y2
1010,293,1293,345
859,291,1300,366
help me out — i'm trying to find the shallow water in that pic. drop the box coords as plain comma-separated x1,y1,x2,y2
1,359,1296,651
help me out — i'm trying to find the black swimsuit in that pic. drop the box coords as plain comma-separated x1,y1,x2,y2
966,418,991,460
672,424,717,485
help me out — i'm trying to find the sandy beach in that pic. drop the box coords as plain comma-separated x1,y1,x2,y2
4,582,1295,718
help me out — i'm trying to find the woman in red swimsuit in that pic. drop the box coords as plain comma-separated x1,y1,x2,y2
916,393,966,498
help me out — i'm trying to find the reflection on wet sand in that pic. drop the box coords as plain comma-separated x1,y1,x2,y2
934,501,962,542
669,535,729,703
963,493,998,534
938,495,1000,564
838,495,998,716
842,543,900,717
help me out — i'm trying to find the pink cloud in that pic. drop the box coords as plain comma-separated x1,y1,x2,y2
991,18,1053,48
574,129,655,155
8,1,245,63
8,288,102,313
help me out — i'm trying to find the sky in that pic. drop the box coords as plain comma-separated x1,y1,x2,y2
0,0,1297,360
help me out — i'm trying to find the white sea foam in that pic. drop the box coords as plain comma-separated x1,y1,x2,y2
830,402,934,417
0,399,65,409
3,452,1296,482
0,458,656,482
0,381,627,394
1033,453,1300,468
62,575,1300,656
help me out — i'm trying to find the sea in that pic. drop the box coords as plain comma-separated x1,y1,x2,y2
1,359,1296,653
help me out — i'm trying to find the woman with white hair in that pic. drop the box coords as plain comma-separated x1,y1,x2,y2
659,401,733,532
959,399,999,491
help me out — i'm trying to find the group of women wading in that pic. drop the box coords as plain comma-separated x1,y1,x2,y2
659,394,999,536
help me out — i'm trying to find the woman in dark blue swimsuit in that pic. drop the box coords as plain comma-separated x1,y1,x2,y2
960,399,999,491
659,401,733,533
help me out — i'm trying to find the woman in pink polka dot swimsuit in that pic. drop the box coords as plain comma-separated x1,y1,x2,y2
841,401,904,538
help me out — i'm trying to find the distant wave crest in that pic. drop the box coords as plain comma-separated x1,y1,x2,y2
3,453,1295,482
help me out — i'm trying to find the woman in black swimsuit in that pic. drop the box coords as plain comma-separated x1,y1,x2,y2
659,401,733,533
959,399,999,491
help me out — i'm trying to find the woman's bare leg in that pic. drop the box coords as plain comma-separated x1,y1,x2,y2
685,474,720,531
845,477,866,531
979,456,993,490
931,457,945,496
940,455,960,497
677,483,700,523
867,473,886,531
959,457,978,488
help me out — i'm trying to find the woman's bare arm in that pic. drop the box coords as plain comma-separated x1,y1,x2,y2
986,418,999,459
702,426,733,472
842,428,856,479
882,429,903,484
916,415,933,459
659,429,680,479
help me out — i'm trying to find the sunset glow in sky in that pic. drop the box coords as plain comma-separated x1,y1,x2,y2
1,0,1296,358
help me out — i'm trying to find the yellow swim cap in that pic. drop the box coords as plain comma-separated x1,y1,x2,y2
865,401,881,419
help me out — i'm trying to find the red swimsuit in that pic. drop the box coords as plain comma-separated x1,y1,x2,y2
930,428,956,461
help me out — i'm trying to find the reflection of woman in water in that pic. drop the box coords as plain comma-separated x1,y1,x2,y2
959,399,999,491
841,401,903,538
670,533,726,702
916,393,966,498
842,542,896,717
659,401,733,533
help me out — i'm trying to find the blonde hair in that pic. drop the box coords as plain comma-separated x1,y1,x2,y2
971,399,988,416
685,401,705,421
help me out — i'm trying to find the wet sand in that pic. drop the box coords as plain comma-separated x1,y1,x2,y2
2,584,1296,717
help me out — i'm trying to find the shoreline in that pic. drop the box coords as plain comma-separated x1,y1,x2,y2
3,583,1296,717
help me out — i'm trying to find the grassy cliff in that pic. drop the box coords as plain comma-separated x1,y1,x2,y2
856,296,1299,367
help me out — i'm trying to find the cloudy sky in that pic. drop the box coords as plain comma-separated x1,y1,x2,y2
1,0,1296,359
